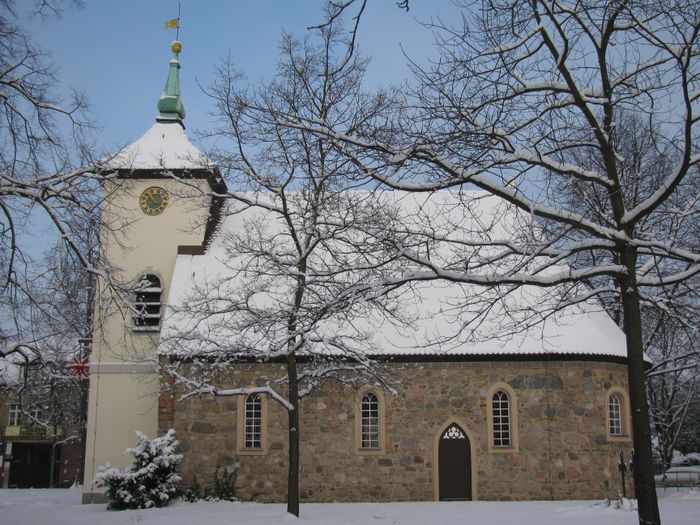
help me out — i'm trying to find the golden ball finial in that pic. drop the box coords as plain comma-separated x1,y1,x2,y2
171,40,182,55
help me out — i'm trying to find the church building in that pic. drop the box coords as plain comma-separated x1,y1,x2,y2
83,42,634,504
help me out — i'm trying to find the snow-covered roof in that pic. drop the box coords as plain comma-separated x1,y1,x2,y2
106,121,211,171
160,191,627,360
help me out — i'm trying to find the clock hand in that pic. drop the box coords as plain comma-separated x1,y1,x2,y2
146,194,162,208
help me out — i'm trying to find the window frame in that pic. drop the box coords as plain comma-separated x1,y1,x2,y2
354,389,386,455
244,393,263,449
486,383,519,453
360,392,380,449
8,403,21,426
608,393,622,436
491,390,512,448
606,387,631,441
28,407,41,426
236,392,268,455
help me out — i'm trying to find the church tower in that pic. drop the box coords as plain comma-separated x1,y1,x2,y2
82,41,225,503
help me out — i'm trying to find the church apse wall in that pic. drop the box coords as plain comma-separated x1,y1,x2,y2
161,359,633,503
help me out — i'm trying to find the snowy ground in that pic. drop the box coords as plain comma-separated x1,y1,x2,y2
1,487,698,524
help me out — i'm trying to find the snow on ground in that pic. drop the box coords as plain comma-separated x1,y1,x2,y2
1,487,698,525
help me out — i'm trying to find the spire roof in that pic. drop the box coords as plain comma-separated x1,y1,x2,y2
105,40,213,171
157,40,186,124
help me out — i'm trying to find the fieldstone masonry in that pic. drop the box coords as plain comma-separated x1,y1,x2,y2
161,359,633,502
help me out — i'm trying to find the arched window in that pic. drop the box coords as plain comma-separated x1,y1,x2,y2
486,383,519,452
361,392,380,449
132,274,162,329
608,393,622,436
237,392,267,455
354,389,387,454
492,390,511,447
244,393,262,449
605,387,630,441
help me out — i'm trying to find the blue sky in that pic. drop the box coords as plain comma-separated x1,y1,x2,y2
22,1,463,153
15,1,464,258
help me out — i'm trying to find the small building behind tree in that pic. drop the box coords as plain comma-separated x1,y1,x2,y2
1,356,85,488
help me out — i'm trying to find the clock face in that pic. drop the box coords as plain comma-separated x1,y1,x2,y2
139,186,169,216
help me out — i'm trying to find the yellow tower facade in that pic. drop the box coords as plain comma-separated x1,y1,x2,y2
82,43,224,502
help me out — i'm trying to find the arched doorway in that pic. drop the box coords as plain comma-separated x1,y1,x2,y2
438,423,472,500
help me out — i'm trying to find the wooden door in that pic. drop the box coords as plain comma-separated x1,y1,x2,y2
438,423,472,500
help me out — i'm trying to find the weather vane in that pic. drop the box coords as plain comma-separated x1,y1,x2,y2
164,0,182,42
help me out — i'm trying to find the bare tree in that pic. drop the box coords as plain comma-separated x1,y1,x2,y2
0,0,114,350
7,211,99,341
290,2,700,524
0,0,111,486
0,208,97,484
673,389,700,456
1,342,86,486
0,0,107,285
161,24,401,517
646,316,698,471
550,111,700,472
0,0,118,377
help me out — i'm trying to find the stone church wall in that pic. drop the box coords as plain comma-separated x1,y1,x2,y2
160,359,633,502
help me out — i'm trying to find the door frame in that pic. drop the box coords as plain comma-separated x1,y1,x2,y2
433,418,478,501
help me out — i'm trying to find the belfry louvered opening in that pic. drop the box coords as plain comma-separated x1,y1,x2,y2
132,274,162,329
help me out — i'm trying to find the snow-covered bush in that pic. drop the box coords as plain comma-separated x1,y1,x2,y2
94,429,182,510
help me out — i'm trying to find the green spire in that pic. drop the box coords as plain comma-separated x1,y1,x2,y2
157,41,186,124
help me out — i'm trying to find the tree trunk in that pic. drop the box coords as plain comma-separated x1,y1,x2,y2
619,251,661,525
286,352,300,517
